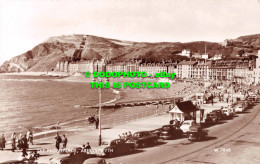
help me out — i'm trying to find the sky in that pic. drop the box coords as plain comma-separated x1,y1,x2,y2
0,0,260,64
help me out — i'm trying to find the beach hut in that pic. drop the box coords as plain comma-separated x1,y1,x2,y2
169,100,199,122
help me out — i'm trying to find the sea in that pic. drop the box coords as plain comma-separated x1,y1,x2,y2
0,74,117,136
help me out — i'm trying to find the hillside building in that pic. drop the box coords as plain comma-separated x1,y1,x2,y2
181,49,191,58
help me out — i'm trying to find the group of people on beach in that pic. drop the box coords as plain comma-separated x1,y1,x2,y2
118,131,132,141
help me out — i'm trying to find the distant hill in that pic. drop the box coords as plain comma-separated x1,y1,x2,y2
0,33,259,72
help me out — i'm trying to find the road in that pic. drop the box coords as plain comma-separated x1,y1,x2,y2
107,101,260,164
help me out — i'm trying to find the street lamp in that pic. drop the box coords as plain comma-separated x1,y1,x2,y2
95,77,108,146
98,86,102,146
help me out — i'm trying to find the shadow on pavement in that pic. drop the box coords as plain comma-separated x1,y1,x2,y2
206,136,217,141
35,143,51,146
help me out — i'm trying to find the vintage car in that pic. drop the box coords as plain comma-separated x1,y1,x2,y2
159,125,183,139
83,158,106,164
187,125,208,141
235,104,245,113
180,120,196,133
49,147,90,164
247,98,254,106
209,109,224,120
93,139,135,157
249,94,257,102
151,128,162,138
205,114,215,124
221,108,233,119
127,131,158,148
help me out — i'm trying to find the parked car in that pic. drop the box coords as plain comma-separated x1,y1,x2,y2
159,125,183,140
151,128,162,138
83,158,106,164
49,147,90,164
221,108,233,119
94,139,135,157
187,125,208,141
247,98,254,106
249,94,257,102
127,131,158,148
180,120,196,134
235,104,245,113
209,109,224,120
205,114,215,124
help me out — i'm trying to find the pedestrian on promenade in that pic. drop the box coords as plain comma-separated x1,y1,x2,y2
11,132,16,152
21,135,28,157
0,134,6,150
62,135,67,149
124,132,128,141
86,142,91,153
27,129,33,145
122,133,126,140
17,133,23,150
55,133,62,151
95,117,99,129
200,109,205,121
82,144,86,150
128,131,132,137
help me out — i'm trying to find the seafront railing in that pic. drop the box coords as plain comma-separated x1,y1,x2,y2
3,104,169,144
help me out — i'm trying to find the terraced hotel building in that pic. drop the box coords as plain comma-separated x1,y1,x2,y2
56,50,260,85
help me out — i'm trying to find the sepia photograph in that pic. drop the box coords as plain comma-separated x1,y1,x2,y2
0,0,260,163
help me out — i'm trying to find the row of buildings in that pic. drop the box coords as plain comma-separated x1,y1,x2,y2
57,50,260,85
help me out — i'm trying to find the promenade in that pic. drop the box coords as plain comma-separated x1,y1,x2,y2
0,114,169,163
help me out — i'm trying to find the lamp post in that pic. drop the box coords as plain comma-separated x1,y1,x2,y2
98,86,102,146
96,77,108,146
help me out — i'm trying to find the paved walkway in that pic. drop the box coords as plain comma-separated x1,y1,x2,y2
0,114,169,163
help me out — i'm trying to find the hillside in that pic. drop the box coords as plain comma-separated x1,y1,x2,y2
0,33,260,72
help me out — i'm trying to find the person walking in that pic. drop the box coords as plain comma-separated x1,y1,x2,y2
200,109,205,121
62,135,67,149
55,133,62,151
11,132,16,152
21,135,28,157
0,134,6,150
26,130,30,142
86,142,91,153
17,133,23,150
95,117,99,129
29,130,33,145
